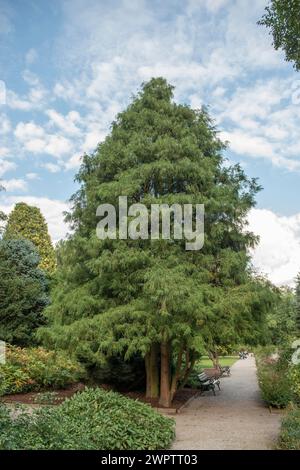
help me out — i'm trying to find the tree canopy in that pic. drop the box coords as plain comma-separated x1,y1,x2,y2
0,239,49,346
3,202,56,274
39,78,264,406
259,0,300,70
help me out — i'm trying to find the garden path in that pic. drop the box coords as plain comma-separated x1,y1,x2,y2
171,356,282,450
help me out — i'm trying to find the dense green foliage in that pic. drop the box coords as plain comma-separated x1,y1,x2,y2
257,361,293,408
295,273,300,333
255,345,300,408
259,0,300,70
0,239,49,346
39,77,267,406
0,388,175,450
0,345,83,396
279,406,300,449
4,202,56,273
267,287,297,343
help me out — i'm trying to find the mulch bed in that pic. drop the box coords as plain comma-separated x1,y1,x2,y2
124,388,199,410
1,383,86,405
1,382,199,410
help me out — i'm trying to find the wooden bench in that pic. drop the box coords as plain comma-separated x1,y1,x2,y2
198,372,221,396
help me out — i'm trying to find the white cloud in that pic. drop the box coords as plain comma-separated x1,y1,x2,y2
14,121,73,158
0,114,11,134
42,162,61,173
0,195,70,243
45,135,73,157
0,146,9,157
46,109,81,136
0,159,16,176
1,178,27,192
248,208,300,286
26,172,39,180
15,121,45,140
64,153,82,170
0,4,12,35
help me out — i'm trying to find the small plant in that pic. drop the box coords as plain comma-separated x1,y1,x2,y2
33,392,61,405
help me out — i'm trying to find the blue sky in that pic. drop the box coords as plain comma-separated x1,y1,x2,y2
1,0,300,285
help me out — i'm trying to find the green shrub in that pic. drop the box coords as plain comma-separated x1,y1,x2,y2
288,365,300,404
0,388,175,450
0,345,84,396
278,407,300,450
257,361,293,408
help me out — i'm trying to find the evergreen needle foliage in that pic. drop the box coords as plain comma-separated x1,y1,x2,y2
4,202,56,274
0,239,49,346
39,78,267,406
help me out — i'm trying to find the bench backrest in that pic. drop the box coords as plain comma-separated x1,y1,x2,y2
198,372,209,380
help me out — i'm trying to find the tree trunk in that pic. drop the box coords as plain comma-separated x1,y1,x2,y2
145,343,159,399
159,341,171,407
170,346,184,402
209,350,220,371
178,350,196,390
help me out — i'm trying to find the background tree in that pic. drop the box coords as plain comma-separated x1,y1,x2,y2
0,239,49,346
3,202,56,274
295,273,300,333
259,0,300,70
267,286,297,343
0,184,7,234
39,78,262,407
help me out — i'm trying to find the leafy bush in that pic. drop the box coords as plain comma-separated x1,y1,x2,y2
256,358,292,408
278,407,300,450
0,345,84,396
0,388,175,450
288,365,300,404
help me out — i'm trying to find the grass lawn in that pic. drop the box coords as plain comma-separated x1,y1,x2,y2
198,356,238,369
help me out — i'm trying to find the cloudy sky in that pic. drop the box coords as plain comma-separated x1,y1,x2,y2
0,0,300,286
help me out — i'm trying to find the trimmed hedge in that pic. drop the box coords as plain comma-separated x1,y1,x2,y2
0,387,175,450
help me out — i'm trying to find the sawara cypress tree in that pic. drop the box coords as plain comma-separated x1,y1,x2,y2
39,78,260,407
3,202,56,274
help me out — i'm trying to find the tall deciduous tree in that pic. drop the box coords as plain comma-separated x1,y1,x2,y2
39,78,261,407
259,0,300,70
3,202,56,274
0,239,49,346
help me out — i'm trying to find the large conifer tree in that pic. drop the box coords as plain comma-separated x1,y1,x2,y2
40,78,261,406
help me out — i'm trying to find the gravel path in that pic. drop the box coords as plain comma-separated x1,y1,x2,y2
172,356,282,450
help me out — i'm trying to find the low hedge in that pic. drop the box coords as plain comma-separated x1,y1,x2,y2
278,407,300,450
0,345,84,396
0,387,175,450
